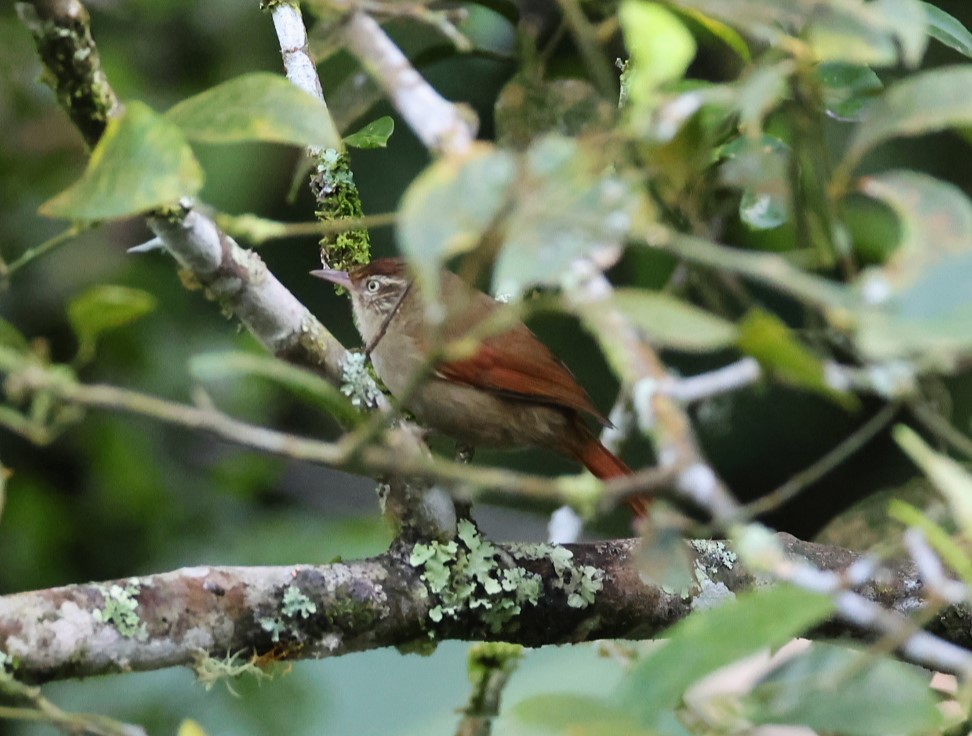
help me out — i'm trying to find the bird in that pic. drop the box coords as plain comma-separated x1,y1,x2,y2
312,257,645,513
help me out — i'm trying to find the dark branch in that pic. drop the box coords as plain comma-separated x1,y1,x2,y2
17,0,120,148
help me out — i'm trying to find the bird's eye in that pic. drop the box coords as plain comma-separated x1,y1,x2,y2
366,279,380,293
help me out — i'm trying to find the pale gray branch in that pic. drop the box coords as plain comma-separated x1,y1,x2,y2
341,11,476,155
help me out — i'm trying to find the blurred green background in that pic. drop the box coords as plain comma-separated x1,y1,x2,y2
2,0,972,732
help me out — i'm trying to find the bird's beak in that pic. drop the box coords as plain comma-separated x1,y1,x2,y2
310,268,352,289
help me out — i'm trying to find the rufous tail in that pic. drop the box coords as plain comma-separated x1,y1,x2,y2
572,436,652,518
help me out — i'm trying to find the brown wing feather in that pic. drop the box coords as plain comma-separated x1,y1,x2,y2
436,326,610,425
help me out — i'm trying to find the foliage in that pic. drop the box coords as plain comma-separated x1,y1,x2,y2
4,0,972,734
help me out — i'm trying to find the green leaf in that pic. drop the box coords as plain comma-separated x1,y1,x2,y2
895,425,972,538
673,7,750,61
853,171,972,361
858,170,972,282
719,135,790,230
464,0,520,26
511,694,651,735
582,289,738,354
619,1,696,113
670,0,926,65
400,136,645,300
343,116,395,149
846,66,972,170
493,135,644,297
749,642,942,735
923,3,972,58
854,253,972,363
617,586,834,727
807,0,927,68
398,143,516,294
817,62,883,121
67,285,157,362
189,351,361,427
660,0,803,44
0,318,29,352
737,310,854,407
40,102,203,221
165,73,340,149
732,61,792,135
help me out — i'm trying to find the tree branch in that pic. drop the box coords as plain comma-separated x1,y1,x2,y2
341,10,476,155
1,533,969,685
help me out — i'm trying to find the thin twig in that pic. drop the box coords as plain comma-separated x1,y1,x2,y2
0,458,8,525
566,258,740,519
0,673,146,736
341,11,475,155
455,644,523,736
910,402,972,460
217,212,396,245
270,1,371,272
1,359,675,509
666,358,762,404
2,226,86,283
741,401,900,518
599,390,633,454
553,0,616,99
270,2,328,154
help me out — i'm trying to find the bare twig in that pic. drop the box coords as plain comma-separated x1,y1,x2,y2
0,672,146,736
456,644,523,736
910,402,972,460
217,212,396,245
553,0,616,99
741,401,900,518
600,390,634,454
0,354,675,510
341,11,476,155
750,531,972,676
566,257,740,519
665,358,762,403
270,3,327,150
1,226,86,284
147,207,350,381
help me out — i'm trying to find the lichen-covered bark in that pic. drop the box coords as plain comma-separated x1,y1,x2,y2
16,0,120,148
1,534,965,685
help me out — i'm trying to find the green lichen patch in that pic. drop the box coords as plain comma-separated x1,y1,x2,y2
691,539,737,571
281,585,317,619
509,542,605,609
258,616,287,644
259,583,319,643
93,579,148,640
409,529,607,635
409,520,544,634
661,540,738,605
340,351,382,409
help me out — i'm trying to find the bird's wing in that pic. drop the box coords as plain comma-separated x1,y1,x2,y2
434,325,610,425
